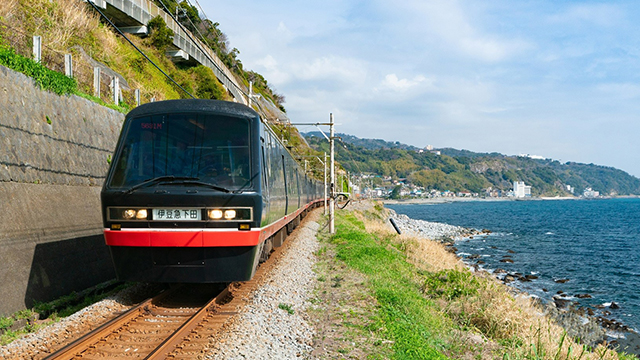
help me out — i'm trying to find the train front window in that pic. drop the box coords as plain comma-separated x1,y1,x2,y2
109,113,251,190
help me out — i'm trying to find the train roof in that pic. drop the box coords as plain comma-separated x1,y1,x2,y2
125,99,260,120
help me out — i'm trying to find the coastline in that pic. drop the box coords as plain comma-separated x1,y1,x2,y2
382,194,640,205
386,206,640,356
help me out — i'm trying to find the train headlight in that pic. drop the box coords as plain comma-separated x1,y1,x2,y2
224,209,236,220
122,209,136,219
206,208,252,221
208,209,223,219
108,207,150,221
136,209,148,220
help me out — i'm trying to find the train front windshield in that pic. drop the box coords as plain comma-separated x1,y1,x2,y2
108,113,251,190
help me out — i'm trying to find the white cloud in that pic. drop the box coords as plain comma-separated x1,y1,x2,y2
254,55,291,85
377,74,429,92
290,56,368,84
390,0,529,62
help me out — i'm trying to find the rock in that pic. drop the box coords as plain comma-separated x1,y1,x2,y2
476,260,485,265
575,294,592,299
468,254,481,260
554,278,570,284
553,296,571,309
524,274,538,280
493,268,506,274
542,288,548,292
610,302,620,309
481,229,492,234
507,249,516,254
587,308,595,316
499,258,514,263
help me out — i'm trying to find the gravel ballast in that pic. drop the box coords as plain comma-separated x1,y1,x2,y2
0,283,162,359
205,210,322,359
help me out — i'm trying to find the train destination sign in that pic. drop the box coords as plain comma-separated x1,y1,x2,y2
153,208,201,221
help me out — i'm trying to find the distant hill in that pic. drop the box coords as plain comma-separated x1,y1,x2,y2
303,133,640,196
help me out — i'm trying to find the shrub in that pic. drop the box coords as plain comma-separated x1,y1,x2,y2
0,46,77,95
147,16,174,51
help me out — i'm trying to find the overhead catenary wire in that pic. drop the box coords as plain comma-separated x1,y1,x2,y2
168,0,284,122
84,0,195,99
155,0,249,99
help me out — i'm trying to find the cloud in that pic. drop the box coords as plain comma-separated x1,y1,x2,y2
376,74,429,92
388,0,529,62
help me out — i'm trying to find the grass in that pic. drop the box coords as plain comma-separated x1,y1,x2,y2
278,303,295,315
313,204,639,360
0,0,231,112
0,45,76,94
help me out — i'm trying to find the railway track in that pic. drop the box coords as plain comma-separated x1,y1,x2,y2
41,224,299,360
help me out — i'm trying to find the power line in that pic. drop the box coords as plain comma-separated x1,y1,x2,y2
85,0,195,99
155,0,247,99
156,0,279,121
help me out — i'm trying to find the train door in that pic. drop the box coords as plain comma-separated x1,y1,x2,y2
295,170,301,208
282,155,288,215
260,136,270,224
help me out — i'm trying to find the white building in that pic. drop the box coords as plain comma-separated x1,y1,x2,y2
583,187,600,198
513,181,532,198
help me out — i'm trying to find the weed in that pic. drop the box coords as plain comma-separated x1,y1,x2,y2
0,46,76,94
278,303,294,315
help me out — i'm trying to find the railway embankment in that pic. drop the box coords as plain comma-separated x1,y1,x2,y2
1,201,639,358
0,65,123,315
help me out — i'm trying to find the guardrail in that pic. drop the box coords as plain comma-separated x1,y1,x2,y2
98,0,247,105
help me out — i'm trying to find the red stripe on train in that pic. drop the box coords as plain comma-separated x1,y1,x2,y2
104,199,323,247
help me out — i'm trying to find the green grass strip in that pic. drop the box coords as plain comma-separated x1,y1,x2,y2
331,212,453,359
0,46,77,95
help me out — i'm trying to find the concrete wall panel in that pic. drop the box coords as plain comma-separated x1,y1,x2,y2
0,65,123,315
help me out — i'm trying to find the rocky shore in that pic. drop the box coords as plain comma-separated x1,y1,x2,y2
387,209,640,355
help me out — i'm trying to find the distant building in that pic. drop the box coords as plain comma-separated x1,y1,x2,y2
518,154,546,160
583,187,600,198
513,181,532,198
426,145,434,151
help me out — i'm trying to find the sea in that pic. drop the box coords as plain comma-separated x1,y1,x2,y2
387,198,640,333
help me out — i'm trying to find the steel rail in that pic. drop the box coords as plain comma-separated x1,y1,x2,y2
144,287,231,359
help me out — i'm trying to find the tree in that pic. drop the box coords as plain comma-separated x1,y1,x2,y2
390,185,402,199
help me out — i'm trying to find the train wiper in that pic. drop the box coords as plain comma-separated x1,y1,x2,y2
168,180,232,193
122,176,199,195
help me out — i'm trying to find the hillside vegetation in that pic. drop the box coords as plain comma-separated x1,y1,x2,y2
0,0,282,113
305,132,640,196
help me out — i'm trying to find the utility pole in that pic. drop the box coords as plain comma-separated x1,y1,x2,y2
287,118,335,233
324,152,327,215
330,113,335,234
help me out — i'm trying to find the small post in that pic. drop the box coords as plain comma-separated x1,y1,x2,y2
248,81,253,107
135,89,141,106
93,67,101,98
33,36,42,63
112,77,120,104
330,113,335,234
64,54,73,77
150,97,156,103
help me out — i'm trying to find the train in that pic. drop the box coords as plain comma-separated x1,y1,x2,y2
101,99,325,282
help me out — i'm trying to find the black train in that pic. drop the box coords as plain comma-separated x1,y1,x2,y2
101,99,324,282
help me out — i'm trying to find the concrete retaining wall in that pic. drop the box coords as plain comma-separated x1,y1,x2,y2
0,65,124,315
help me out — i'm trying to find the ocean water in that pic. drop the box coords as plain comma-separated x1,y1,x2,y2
388,198,640,332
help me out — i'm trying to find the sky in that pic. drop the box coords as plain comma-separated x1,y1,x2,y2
199,0,640,177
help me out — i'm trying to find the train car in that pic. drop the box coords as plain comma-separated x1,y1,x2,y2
101,99,324,282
